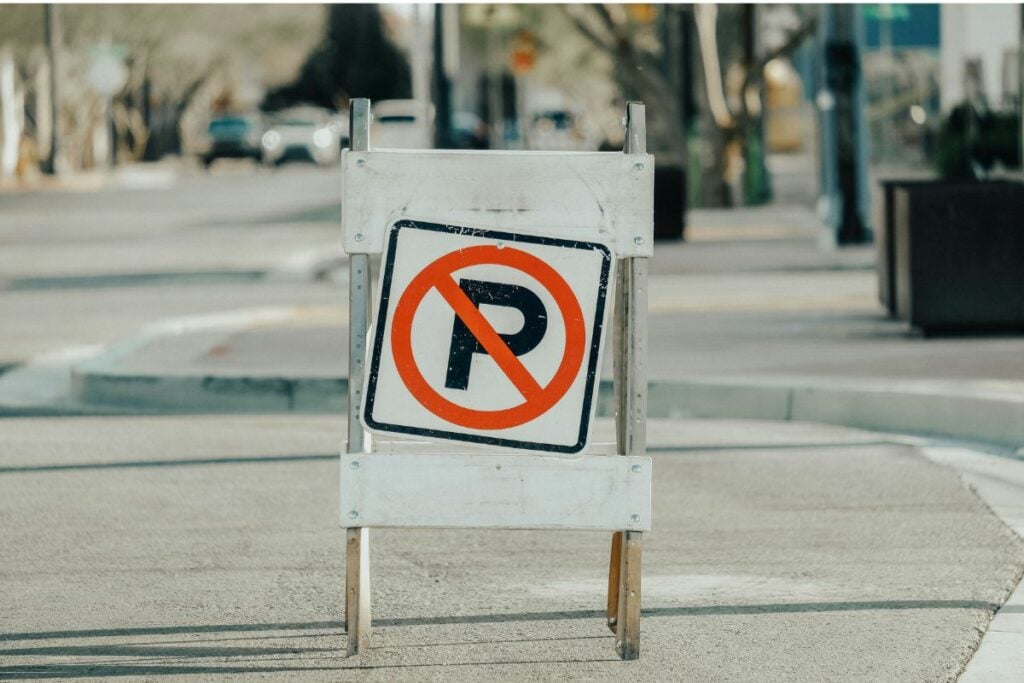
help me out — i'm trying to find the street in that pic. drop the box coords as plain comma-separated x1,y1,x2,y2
0,164,343,363
1,164,1023,680
1,416,1020,680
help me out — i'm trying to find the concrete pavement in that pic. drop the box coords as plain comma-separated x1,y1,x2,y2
3,164,1024,679
1,416,1021,681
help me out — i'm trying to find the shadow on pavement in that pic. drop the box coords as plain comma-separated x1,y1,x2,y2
0,453,337,475
1,599,997,643
0,600,998,677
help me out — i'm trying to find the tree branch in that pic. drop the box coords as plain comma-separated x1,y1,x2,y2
562,5,615,53
737,13,818,129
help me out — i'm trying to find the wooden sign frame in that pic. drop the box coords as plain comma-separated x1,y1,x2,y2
341,98,652,660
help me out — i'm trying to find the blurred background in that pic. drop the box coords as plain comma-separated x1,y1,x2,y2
1,4,1020,222
1,3,1023,418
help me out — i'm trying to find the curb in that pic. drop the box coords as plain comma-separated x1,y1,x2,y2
642,377,1024,449
69,348,1024,449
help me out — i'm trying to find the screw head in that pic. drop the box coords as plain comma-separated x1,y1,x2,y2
350,461,360,469
348,510,359,519
355,158,366,167
354,233,364,242
631,464,641,473
630,513,641,523
633,236,645,245
633,161,645,171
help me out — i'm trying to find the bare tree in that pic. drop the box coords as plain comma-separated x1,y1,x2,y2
559,3,816,207
0,5,324,169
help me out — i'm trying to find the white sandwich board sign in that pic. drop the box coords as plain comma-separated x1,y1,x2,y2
339,99,653,661
363,219,613,453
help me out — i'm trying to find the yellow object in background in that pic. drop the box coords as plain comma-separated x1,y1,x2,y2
764,57,808,153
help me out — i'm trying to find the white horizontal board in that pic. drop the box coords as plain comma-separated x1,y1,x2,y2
341,149,654,258
339,452,652,531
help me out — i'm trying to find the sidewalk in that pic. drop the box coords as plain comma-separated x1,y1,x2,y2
1,415,1021,680
11,207,1021,449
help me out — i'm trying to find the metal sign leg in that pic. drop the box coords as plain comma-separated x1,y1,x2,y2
346,527,371,655
606,530,623,631
345,98,373,657
616,529,643,659
609,256,648,660
346,252,372,656
608,101,648,661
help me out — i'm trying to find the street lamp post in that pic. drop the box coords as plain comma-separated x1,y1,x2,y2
817,4,870,246
43,4,64,176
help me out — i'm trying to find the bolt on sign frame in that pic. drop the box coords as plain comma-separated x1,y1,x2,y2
340,98,653,660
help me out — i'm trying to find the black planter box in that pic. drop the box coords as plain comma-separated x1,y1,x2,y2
892,180,1024,333
654,165,686,241
876,179,936,317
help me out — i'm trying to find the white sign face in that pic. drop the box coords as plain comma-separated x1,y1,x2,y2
362,219,614,454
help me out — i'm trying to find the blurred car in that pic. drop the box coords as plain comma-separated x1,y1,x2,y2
528,110,596,151
260,107,341,166
370,100,433,149
199,115,263,167
327,112,350,150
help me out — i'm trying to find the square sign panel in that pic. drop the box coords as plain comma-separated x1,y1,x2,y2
363,220,614,454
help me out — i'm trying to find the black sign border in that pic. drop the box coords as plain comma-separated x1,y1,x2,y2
363,219,612,454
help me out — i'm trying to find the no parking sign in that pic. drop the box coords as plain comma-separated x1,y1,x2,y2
340,99,653,661
363,219,613,453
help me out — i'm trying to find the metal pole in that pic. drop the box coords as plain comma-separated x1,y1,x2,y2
345,98,372,657
818,4,869,245
609,101,648,661
410,4,432,146
433,3,453,149
108,95,117,167
486,7,504,150
1019,6,1024,175
43,4,63,175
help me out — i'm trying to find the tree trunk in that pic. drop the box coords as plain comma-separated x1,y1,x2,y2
0,47,24,180
42,3,64,175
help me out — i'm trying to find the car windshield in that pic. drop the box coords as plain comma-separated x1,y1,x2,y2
534,112,573,129
377,115,417,123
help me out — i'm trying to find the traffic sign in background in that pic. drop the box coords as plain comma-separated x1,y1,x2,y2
363,219,613,453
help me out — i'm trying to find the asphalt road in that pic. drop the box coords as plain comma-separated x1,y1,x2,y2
1,417,1020,681
0,164,344,364
4,162,1023,386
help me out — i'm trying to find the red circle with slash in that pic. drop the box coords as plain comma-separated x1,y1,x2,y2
390,244,586,430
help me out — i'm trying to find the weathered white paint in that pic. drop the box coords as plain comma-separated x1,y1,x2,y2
341,148,655,257
339,452,652,531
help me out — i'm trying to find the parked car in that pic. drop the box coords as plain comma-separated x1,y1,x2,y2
260,107,341,166
370,100,433,149
528,110,595,151
199,115,263,167
329,113,350,150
